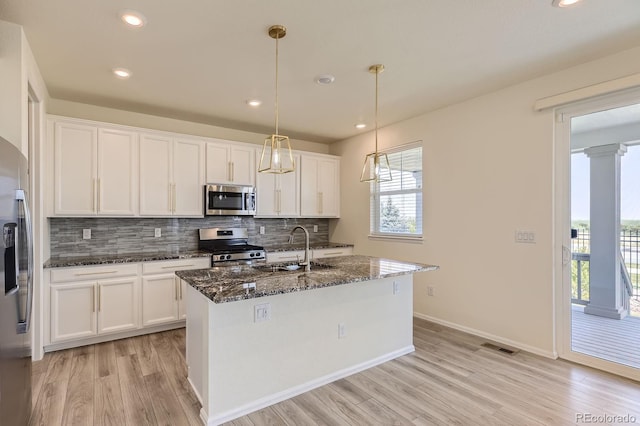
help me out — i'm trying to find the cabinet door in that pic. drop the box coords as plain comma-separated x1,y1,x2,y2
139,133,173,216
178,278,187,320
300,156,319,216
278,154,301,217
256,166,278,216
230,146,255,185
98,128,138,215
205,141,231,183
51,282,97,342
174,138,205,216
317,158,340,217
54,121,97,215
141,274,180,326
97,277,139,334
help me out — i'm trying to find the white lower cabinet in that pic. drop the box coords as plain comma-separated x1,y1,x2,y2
141,258,210,326
49,264,140,343
47,257,210,349
50,282,97,342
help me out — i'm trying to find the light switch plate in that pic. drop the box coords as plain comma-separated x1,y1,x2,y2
313,225,318,233
82,229,91,240
260,226,265,235
154,228,161,238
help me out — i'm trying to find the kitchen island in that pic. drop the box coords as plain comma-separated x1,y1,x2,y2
177,255,437,425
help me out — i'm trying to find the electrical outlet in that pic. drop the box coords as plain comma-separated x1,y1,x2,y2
254,303,271,322
338,323,347,339
393,281,400,295
260,226,265,235
427,286,435,297
154,228,161,238
82,229,91,240
313,225,318,233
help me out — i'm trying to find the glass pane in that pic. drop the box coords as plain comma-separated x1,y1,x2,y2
379,193,422,234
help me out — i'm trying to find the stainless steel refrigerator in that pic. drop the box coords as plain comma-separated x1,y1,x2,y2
0,137,34,425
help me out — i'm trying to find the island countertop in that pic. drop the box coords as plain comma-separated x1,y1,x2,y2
176,254,438,304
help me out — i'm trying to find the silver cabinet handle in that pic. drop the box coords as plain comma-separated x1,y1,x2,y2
168,183,173,213
75,270,117,276
323,251,342,255
92,287,95,312
97,179,101,213
175,281,179,300
98,286,102,312
319,192,324,215
228,161,233,182
161,264,194,269
179,281,183,300
93,179,97,212
231,162,235,182
172,183,177,213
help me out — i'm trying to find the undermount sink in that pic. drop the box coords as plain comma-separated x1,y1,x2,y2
251,262,334,273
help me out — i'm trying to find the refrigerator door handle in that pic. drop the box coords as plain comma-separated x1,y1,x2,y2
15,189,33,335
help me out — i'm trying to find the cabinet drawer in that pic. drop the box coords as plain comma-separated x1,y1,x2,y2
312,247,353,259
50,263,139,283
142,257,211,275
266,250,306,264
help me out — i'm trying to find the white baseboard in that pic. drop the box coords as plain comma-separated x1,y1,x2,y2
413,312,558,359
200,345,415,426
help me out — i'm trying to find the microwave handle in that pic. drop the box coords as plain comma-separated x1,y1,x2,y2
245,193,255,211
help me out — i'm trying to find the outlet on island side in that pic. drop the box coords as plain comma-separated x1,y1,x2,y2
338,323,347,339
427,286,436,297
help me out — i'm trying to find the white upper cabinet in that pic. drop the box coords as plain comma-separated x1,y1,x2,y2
206,140,255,186
300,154,340,217
255,150,300,217
54,121,138,216
139,134,204,217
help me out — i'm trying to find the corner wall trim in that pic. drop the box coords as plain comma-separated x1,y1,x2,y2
413,312,558,359
534,73,640,111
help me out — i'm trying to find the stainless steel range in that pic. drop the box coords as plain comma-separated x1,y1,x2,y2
198,227,265,266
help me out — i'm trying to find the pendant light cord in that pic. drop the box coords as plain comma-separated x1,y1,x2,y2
374,67,379,154
275,32,280,136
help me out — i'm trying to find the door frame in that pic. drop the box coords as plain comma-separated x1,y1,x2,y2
553,87,640,381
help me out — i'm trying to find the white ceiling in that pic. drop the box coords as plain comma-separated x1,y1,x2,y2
2,0,640,143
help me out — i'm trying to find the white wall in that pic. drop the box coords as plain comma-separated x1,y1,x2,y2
0,21,23,150
47,99,330,155
330,45,640,357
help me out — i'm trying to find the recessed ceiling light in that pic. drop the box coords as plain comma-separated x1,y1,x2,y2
120,10,147,28
314,74,335,85
113,68,132,79
552,0,581,7
355,123,366,129
246,99,262,107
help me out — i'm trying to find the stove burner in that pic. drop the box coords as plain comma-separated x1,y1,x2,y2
198,227,265,265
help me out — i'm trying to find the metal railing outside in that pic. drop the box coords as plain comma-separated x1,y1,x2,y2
571,229,640,305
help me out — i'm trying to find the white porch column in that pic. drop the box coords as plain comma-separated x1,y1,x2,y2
584,143,627,320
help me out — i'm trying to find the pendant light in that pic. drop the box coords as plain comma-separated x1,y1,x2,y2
360,64,392,183
258,25,295,174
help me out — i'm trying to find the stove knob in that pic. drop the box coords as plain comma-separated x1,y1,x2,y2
226,254,232,260
250,252,255,257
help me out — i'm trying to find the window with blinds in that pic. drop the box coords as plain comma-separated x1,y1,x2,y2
370,142,423,238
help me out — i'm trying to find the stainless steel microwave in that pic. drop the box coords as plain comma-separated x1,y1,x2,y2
204,184,256,216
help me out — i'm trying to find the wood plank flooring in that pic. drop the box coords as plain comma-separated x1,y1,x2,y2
31,318,640,426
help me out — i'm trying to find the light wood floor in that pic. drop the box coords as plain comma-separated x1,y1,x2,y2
31,318,640,426
572,305,640,369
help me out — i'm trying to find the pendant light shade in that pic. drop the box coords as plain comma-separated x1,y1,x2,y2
360,64,392,183
259,25,295,174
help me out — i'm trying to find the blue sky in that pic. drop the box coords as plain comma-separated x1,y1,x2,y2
572,144,640,221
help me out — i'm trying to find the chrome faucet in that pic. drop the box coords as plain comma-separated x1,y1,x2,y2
288,225,311,272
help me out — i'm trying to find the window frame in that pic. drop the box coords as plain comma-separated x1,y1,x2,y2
369,141,423,242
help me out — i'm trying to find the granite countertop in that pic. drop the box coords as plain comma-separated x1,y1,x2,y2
176,254,438,304
44,250,212,268
263,242,354,253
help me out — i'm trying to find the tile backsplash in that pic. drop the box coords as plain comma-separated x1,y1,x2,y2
49,217,330,258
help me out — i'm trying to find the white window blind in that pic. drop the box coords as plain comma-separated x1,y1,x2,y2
370,142,423,238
